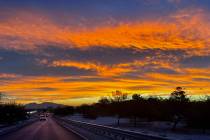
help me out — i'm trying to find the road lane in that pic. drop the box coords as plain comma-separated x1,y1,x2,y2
0,117,84,140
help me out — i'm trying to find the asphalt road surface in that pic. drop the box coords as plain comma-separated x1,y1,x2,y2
0,117,84,140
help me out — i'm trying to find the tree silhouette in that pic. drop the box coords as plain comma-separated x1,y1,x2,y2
112,90,128,103
98,97,111,105
169,87,188,130
170,87,189,102
132,94,143,101
111,90,128,126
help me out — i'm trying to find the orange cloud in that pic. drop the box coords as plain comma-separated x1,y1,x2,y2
1,69,209,105
0,73,20,78
51,60,133,77
68,9,210,56
0,9,209,56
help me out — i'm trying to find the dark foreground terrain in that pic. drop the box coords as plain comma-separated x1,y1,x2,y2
0,117,83,140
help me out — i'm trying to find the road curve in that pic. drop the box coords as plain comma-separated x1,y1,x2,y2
0,117,84,140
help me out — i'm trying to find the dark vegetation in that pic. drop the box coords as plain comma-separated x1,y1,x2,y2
54,87,210,132
53,106,74,116
0,103,27,124
0,93,27,124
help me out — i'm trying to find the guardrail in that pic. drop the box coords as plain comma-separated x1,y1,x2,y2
0,118,38,136
56,117,171,140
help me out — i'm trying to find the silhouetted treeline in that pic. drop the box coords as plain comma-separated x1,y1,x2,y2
0,103,27,124
53,106,75,116
54,88,210,132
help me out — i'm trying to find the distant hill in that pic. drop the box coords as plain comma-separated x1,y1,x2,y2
25,102,64,110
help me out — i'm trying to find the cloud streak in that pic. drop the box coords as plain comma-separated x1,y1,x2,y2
0,8,209,56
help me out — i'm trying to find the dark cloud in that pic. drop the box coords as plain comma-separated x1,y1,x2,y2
193,78,210,82
0,48,95,76
180,55,210,68
1,0,209,27
42,46,149,64
61,77,116,83
150,68,179,74
33,87,58,92
42,46,186,64
67,86,103,92
0,46,188,78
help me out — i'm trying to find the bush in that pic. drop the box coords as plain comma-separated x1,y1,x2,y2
0,103,27,124
53,106,75,116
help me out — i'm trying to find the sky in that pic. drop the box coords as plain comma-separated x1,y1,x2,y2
0,0,210,105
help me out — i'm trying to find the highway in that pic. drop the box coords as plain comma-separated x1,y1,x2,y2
0,117,84,140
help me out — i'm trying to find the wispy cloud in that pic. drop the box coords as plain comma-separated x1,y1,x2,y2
0,8,209,56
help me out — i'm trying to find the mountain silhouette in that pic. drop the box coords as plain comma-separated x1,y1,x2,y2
25,102,64,109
